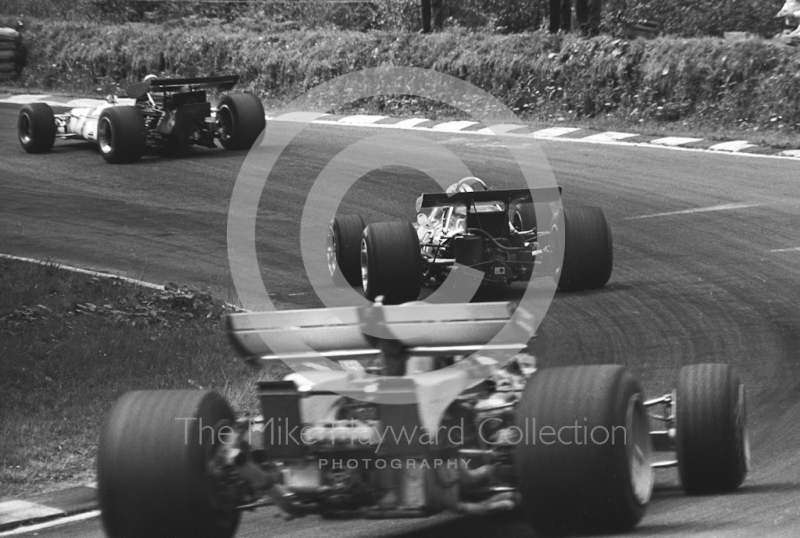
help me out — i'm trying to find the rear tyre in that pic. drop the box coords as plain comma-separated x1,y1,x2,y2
216,93,266,150
18,103,56,153
558,206,613,291
97,106,146,164
328,214,366,288
361,222,422,304
98,390,241,538
675,364,749,494
515,365,653,535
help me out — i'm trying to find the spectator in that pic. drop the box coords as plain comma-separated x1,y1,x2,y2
421,0,444,33
550,0,601,36
549,0,571,33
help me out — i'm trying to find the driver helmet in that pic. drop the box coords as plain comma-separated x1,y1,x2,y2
446,176,487,194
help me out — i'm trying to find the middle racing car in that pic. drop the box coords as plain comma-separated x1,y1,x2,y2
328,177,613,303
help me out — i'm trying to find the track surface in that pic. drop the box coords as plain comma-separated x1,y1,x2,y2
2,102,800,537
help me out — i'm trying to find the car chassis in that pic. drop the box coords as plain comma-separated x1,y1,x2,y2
328,177,615,305
97,300,749,537
17,74,265,164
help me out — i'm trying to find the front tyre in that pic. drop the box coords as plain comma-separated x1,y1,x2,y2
328,214,366,288
98,106,146,164
675,363,749,494
18,103,56,153
361,222,422,304
510,202,537,233
98,390,241,538
515,365,654,535
216,93,266,151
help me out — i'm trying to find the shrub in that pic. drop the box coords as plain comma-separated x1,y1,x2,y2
1,0,789,36
10,21,800,131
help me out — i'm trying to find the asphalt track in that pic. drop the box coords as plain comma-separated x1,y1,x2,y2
2,101,800,537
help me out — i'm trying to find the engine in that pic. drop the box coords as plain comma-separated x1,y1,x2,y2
248,354,536,517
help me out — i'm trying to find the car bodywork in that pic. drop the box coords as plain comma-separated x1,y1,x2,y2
329,177,613,305
97,300,749,538
17,74,265,163
60,75,238,149
414,178,562,287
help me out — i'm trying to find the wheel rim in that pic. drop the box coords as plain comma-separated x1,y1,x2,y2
203,419,241,527
738,383,751,472
19,113,32,145
626,394,654,505
360,238,369,292
513,211,524,231
98,117,114,154
549,223,562,278
327,226,338,278
216,106,233,142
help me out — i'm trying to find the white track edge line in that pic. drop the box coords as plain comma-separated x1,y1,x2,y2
626,203,760,220
0,254,165,289
0,510,101,536
0,254,248,311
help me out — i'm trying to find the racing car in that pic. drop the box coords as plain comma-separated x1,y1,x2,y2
96,300,749,537
16,74,265,163
327,177,614,304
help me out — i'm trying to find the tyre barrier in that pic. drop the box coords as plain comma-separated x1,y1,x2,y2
0,27,21,82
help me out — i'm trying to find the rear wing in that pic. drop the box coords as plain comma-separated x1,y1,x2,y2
227,301,534,367
418,187,562,209
148,75,240,93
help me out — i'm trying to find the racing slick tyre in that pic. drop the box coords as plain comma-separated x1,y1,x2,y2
98,390,241,538
675,363,749,495
328,214,366,288
515,365,654,535
361,221,422,304
97,106,146,164
511,202,537,233
557,206,613,291
18,103,56,154
216,93,266,151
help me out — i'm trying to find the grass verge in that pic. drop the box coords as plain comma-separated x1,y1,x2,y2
0,258,283,500
2,21,799,147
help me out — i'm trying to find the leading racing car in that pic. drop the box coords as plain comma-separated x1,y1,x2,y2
16,74,265,163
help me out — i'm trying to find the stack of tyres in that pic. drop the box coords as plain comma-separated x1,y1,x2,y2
0,28,20,82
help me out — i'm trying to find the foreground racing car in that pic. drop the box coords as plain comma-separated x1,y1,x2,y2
327,177,614,304
16,74,265,163
97,300,749,538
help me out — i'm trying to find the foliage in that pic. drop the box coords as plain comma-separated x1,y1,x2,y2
1,0,792,37
9,20,800,133
603,0,789,37
0,259,280,499
447,0,544,33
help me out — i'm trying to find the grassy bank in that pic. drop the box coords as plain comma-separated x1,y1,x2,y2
4,20,800,142
0,259,281,500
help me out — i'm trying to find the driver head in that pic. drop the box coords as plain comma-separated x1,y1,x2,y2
446,177,488,194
